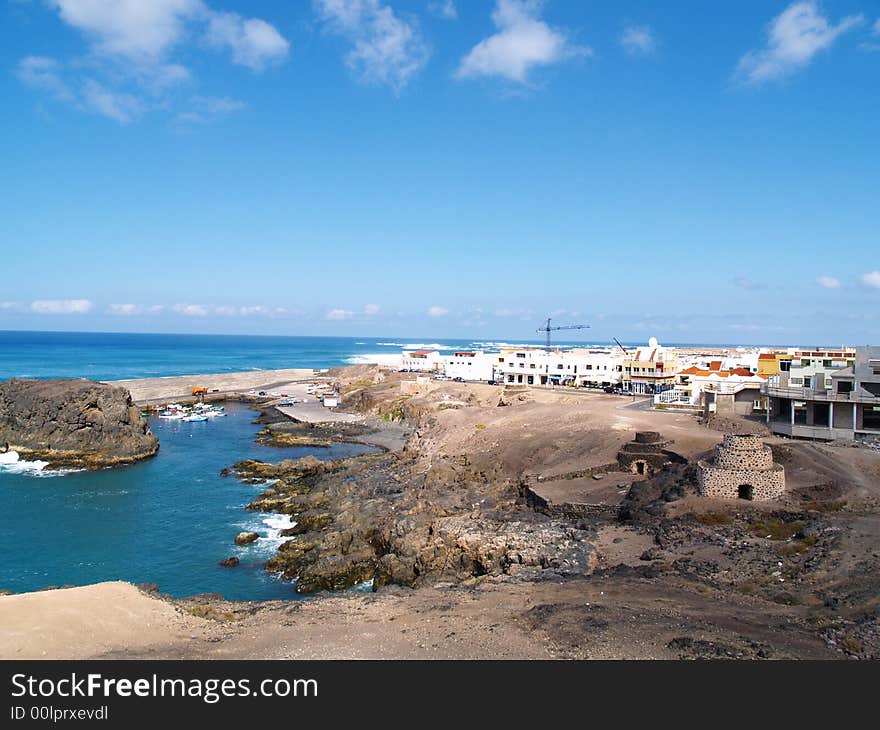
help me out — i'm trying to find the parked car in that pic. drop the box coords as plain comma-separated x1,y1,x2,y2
258,391,267,396
453,377,464,382
487,380,498,385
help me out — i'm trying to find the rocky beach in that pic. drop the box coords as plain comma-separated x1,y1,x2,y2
2,363,880,659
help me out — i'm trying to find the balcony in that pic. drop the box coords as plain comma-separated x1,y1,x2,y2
764,384,880,404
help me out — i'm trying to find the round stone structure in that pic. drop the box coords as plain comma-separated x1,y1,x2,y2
617,431,673,477
697,434,785,501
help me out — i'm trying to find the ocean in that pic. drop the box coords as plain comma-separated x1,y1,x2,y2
0,329,593,599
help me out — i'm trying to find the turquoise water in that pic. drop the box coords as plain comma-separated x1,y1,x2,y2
0,404,375,599
0,329,606,599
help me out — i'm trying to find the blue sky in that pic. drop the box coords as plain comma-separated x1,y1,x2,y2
1,0,878,345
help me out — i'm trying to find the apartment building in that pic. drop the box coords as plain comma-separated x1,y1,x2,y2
765,346,879,441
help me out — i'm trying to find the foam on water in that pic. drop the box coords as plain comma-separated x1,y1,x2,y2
0,451,53,476
345,353,403,366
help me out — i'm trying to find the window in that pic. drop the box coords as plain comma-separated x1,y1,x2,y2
529,363,536,369
516,353,526,359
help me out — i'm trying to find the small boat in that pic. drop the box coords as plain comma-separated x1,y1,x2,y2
158,411,185,420
182,414,208,422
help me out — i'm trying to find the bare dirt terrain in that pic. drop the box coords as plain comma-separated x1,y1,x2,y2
3,365,879,660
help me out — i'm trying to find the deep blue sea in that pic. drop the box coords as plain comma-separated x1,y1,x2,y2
0,329,597,600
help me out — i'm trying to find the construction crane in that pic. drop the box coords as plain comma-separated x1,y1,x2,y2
613,337,631,356
536,318,590,350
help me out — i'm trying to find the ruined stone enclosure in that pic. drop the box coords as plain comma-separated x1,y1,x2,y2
697,434,785,501
617,431,675,477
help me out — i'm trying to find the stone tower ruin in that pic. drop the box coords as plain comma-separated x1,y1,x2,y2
697,434,785,501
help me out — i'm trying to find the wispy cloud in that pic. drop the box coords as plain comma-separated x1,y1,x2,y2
861,271,880,289
314,0,430,93
30,299,93,314
427,305,449,317
16,56,75,101
364,303,381,315
108,303,165,315
326,308,355,320
815,275,841,289
172,303,210,317
733,277,766,291
82,78,144,123
19,1,289,123
860,18,880,51
175,95,246,125
428,0,457,20
735,1,862,84
621,25,655,56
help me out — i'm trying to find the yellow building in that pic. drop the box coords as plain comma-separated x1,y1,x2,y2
621,338,679,395
757,352,793,377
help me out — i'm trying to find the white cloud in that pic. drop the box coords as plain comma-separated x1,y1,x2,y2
733,277,766,291
239,305,288,317
736,1,863,84
456,0,590,84
108,303,164,315
621,25,654,56
17,56,75,101
326,308,355,320
427,305,449,317
21,1,288,124
816,275,841,289
30,299,93,314
175,95,245,124
0,302,22,312
173,303,209,316
51,0,203,63
861,271,880,289
364,303,381,315
205,11,290,71
428,0,457,20
82,78,144,123
314,0,431,92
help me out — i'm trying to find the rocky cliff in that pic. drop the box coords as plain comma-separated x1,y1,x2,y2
0,379,159,469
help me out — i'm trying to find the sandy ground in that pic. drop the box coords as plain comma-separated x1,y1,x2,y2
0,582,196,659
0,572,837,660
111,369,316,404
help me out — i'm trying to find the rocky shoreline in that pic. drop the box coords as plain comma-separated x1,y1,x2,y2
206,366,880,658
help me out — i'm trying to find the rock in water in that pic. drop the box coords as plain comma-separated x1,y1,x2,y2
0,378,159,469
235,532,259,545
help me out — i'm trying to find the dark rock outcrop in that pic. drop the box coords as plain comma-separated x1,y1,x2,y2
0,378,158,469
232,452,595,595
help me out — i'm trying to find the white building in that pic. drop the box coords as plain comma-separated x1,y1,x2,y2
442,351,497,381
401,349,443,372
656,365,767,411
496,347,623,387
